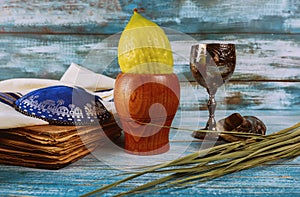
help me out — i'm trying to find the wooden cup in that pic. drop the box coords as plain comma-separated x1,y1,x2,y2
114,73,180,155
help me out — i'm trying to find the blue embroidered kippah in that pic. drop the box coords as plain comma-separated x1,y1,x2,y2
14,85,111,125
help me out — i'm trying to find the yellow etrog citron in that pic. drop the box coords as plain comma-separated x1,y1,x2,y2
118,10,173,74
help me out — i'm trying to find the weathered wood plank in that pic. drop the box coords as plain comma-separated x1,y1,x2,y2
0,163,299,196
179,81,300,111
0,0,299,34
0,33,299,81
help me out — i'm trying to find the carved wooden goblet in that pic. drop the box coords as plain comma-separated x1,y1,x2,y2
114,73,180,155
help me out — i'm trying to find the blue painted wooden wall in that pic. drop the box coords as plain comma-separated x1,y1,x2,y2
0,0,299,111
1,0,299,34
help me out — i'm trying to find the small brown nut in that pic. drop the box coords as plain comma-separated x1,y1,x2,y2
217,113,266,142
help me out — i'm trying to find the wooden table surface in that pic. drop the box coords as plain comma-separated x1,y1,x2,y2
0,109,300,196
0,1,300,196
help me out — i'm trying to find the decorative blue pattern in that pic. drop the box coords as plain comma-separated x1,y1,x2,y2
14,85,111,125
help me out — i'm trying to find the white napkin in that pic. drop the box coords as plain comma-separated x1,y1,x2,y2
60,62,115,91
0,63,115,129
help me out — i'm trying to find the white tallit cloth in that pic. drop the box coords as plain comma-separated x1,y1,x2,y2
0,63,115,129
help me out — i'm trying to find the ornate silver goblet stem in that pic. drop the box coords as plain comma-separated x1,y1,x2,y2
206,89,217,131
